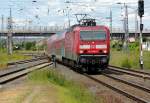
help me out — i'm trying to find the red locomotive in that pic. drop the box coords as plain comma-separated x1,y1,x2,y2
47,19,110,72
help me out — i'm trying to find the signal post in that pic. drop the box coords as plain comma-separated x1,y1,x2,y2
138,0,144,69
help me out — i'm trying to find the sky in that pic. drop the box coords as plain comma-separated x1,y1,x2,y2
0,0,150,30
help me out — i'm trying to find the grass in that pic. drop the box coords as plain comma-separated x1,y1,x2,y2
28,68,98,103
17,50,45,54
110,50,150,69
0,51,32,69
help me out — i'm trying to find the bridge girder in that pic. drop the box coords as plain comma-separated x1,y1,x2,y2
0,32,149,37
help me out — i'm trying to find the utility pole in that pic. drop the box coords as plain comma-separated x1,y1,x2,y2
117,2,129,51
1,15,4,37
123,4,129,51
67,7,70,27
135,9,138,39
110,9,112,39
66,6,71,28
7,8,13,55
0,15,4,52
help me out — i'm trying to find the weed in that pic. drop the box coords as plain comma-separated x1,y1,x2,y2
121,58,132,68
110,50,150,69
28,69,97,103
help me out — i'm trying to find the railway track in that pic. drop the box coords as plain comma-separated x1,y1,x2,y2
109,65,150,75
76,67,150,102
56,62,150,102
82,66,150,103
102,72,150,93
7,56,48,65
84,74,150,103
21,52,46,58
0,57,52,85
108,66,150,80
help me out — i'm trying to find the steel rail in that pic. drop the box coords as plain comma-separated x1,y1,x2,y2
108,67,150,80
7,56,48,65
21,53,46,58
0,62,52,84
109,65,150,76
0,60,48,78
102,73,150,93
57,62,150,103
84,74,149,103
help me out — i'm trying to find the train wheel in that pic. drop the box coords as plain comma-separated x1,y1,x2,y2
74,63,78,72
77,66,86,74
83,67,87,73
69,60,74,67
66,59,70,66
62,57,65,65
64,59,68,66
74,64,81,73
102,65,108,70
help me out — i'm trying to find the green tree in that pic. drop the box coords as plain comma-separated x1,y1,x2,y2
25,41,36,50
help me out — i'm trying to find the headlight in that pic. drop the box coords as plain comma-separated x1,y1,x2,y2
79,50,84,53
103,50,107,53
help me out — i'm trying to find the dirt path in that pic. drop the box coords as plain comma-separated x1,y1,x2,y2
0,83,29,103
22,84,59,103
0,82,60,103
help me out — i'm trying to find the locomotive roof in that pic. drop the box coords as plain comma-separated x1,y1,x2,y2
67,24,107,32
67,24,95,32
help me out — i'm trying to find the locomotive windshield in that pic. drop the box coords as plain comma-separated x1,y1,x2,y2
80,31,106,40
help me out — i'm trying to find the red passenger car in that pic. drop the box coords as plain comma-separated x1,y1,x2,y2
47,19,110,72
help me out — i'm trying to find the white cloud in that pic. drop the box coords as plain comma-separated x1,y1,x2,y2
0,0,148,28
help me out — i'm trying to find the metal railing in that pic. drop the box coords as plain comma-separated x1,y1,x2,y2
0,26,150,33
112,28,150,33
0,26,66,33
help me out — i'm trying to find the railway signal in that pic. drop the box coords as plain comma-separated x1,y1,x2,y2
138,0,144,69
138,0,144,17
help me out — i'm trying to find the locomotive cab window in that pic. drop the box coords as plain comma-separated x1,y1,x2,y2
80,31,106,40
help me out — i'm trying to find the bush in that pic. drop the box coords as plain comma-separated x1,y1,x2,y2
128,41,139,51
13,44,22,50
25,42,35,50
37,45,46,51
116,42,123,51
143,37,147,42
121,58,132,68
111,40,123,51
